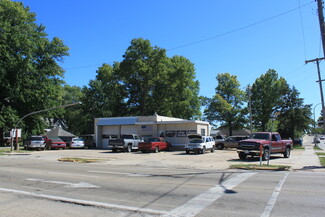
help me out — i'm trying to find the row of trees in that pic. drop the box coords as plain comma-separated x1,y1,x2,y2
0,0,315,142
203,70,313,139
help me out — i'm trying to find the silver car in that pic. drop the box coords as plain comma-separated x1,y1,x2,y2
69,137,85,148
24,136,46,150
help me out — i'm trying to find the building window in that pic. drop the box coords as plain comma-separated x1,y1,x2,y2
141,125,153,131
201,129,206,136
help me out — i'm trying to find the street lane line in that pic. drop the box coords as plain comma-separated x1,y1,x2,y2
165,172,257,217
0,187,168,216
260,172,289,217
88,170,152,177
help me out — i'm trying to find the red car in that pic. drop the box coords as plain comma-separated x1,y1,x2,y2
138,137,172,153
46,138,66,150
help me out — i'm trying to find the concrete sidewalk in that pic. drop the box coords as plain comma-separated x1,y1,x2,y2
290,135,325,172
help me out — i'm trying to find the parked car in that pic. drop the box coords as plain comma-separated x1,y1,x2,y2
109,134,143,152
314,137,321,143
66,137,85,148
185,135,215,154
24,136,46,150
237,132,293,160
46,138,66,150
138,137,172,153
215,136,249,150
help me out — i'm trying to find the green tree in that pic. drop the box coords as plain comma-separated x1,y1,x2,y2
80,63,127,133
119,38,201,118
277,86,312,139
165,55,201,119
119,38,169,116
204,73,246,136
60,85,83,135
0,0,69,135
250,69,288,131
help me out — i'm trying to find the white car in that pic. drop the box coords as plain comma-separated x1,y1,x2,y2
69,137,85,148
185,135,215,154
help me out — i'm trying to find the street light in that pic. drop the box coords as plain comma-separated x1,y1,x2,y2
10,102,82,151
314,103,322,130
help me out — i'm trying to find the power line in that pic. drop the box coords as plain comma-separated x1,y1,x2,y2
298,0,307,60
167,1,314,51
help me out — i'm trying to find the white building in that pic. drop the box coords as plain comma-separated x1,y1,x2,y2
94,114,210,149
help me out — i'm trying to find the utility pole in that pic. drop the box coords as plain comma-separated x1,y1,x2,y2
305,57,325,132
318,0,325,56
305,1,325,133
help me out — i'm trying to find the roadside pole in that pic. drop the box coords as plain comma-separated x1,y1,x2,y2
10,102,81,151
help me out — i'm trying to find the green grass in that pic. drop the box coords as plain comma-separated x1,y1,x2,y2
314,146,322,150
229,164,291,171
293,145,305,150
319,158,325,167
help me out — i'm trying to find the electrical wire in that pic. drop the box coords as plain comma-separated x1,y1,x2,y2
298,0,307,60
167,1,314,51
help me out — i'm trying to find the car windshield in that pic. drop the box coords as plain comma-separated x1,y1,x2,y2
121,135,134,139
251,133,270,140
148,138,160,142
190,139,203,143
73,138,83,141
30,137,43,140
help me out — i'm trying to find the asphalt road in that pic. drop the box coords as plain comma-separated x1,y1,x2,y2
1,155,325,217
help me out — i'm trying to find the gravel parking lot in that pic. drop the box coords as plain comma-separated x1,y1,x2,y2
4,147,307,171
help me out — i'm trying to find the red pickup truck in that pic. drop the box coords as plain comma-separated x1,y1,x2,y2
237,132,293,160
138,137,172,153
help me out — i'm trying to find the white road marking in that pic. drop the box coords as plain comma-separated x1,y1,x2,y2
25,178,100,188
48,172,99,178
164,172,257,217
0,187,168,216
88,170,152,177
260,172,289,217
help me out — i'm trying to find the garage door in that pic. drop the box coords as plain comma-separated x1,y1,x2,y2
102,126,119,135
121,125,137,134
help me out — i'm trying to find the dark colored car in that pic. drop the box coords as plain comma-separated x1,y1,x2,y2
46,138,66,150
215,136,249,150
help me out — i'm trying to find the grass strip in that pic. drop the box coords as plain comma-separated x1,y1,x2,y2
58,158,107,163
229,164,291,171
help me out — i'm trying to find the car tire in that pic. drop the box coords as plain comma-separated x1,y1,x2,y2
112,148,117,153
211,146,215,153
154,146,159,153
216,143,224,150
239,152,247,160
202,146,206,154
262,149,270,161
194,149,199,154
186,150,190,154
283,147,290,158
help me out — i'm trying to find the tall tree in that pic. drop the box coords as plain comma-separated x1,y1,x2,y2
0,0,69,135
80,63,127,134
204,73,246,136
119,38,169,116
250,69,288,131
277,86,312,139
119,38,201,118
165,55,201,119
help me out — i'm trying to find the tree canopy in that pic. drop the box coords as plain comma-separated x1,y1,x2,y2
0,0,69,135
204,73,246,136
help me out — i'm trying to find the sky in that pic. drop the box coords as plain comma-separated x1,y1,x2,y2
17,0,325,119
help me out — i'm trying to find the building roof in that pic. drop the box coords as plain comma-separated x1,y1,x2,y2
95,115,209,126
45,127,76,138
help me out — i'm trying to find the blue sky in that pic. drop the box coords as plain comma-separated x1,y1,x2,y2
18,0,324,119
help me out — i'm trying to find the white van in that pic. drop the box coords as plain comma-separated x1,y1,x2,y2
185,135,215,154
